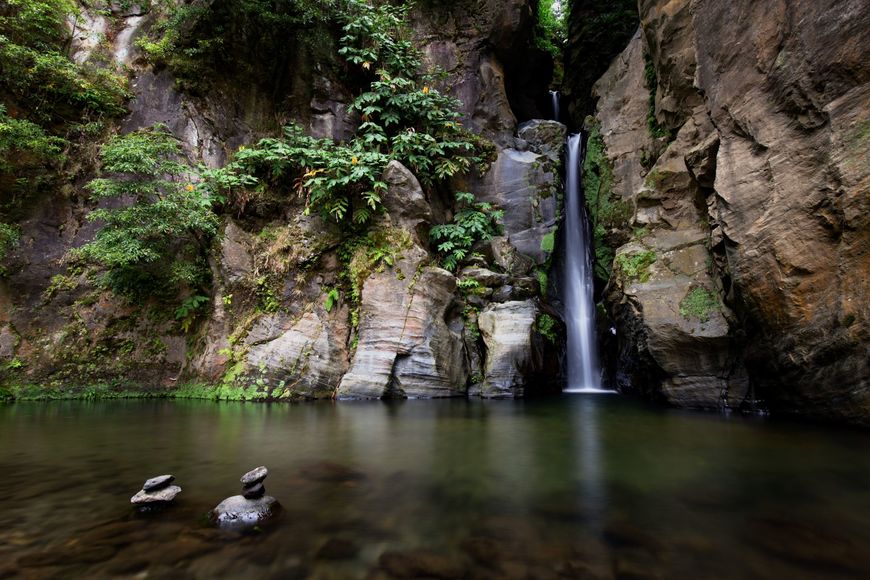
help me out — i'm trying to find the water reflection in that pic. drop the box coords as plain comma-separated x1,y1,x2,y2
1,397,870,578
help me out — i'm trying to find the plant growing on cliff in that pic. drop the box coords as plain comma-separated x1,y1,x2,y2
583,123,632,281
207,0,494,224
0,1,128,200
0,222,19,272
74,126,221,298
679,286,721,323
643,52,674,141
430,191,503,271
615,250,656,283
535,0,568,59
536,313,558,344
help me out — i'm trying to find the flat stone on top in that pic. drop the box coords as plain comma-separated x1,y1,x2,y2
241,466,268,486
142,474,175,492
131,485,182,505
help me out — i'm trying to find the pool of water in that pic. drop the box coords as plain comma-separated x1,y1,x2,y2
1,395,869,579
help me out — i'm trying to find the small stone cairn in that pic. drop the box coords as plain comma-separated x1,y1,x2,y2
212,466,279,528
130,475,181,508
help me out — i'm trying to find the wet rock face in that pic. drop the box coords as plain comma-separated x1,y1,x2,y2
576,0,870,421
478,301,540,398
337,163,468,400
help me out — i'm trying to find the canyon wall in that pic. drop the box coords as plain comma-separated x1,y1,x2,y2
571,0,869,422
0,0,562,400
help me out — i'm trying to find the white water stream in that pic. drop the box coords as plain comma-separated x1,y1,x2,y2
563,134,609,393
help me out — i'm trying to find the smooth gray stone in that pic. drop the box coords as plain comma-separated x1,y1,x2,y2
240,466,268,486
243,482,265,499
142,474,174,492
131,485,181,505
212,495,279,528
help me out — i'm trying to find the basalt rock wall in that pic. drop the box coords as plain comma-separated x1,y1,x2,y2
570,0,870,422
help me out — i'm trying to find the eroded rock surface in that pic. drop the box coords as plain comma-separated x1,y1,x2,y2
573,0,869,421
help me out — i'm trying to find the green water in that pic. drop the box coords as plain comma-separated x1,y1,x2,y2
1,396,869,578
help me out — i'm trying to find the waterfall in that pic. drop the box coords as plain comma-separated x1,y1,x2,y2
563,134,608,393
550,90,561,123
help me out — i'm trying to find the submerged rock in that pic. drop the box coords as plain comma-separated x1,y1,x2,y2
212,495,279,528
213,466,279,528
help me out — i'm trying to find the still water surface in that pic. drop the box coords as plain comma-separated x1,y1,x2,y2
1,396,869,578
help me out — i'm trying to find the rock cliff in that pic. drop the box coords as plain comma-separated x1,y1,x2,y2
0,0,562,401
570,0,869,422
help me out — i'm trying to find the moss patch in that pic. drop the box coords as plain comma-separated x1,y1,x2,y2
536,313,558,344
615,250,656,283
679,287,721,323
582,122,632,282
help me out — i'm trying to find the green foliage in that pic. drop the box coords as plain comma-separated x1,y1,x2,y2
535,268,549,296
679,286,721,323
583,122,632,281
536,313,558,344
175,294,210,333
0,222,20,271
457,277,482,294
137,0,338,91
255,275,281,313
643,52,674,141
0,1,128,123
463,305,480,340
431,191,503,271
0,104,66,172
535,0,567,59
540,231,555,254
207,0,494,224
0,1,128,203
615,250,656,283
324,287,341,313
74,126,220,298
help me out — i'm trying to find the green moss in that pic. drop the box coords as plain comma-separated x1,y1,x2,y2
583,122,632,282
536,314,558,344
643,52,675,141
679,287,721,323
534,268,549,297
5,382,158,401
540,231,556,254
615,250,656,283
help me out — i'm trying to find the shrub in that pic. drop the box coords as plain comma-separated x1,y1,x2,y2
206,0,495,225
430,192,503,271
74,126,220,298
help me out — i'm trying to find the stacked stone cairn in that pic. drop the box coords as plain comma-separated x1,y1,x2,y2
212,466,279,528
130,475,181,509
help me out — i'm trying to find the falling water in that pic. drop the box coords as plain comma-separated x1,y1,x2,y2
563,134,608,393
550,90,561,123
